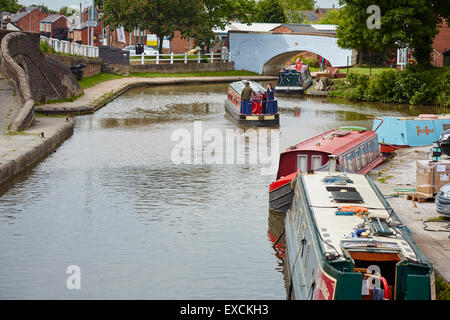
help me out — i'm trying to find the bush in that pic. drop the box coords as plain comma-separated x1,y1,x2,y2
40,41,56,54
333,67,450,107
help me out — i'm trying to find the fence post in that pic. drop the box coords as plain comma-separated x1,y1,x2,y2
156,52,159,64
141,53,144,65
210,52,214,63
184,52,187,64
197,52,200,63
170,52,174,64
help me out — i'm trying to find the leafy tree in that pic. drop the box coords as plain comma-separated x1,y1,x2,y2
0,0,23,13
253,0,287,23
281,0,315,23
314,8,342,25
101,0,254,53
336,0,450,66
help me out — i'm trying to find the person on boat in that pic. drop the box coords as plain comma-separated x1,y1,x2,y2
241,81,254,102
262,83,275,114
295,58,303,70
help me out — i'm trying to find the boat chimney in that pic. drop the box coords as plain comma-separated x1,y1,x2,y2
328,155,337,174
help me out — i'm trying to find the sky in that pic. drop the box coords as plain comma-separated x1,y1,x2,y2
18,0,341,11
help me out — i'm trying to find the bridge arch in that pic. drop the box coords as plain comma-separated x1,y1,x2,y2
262,50,332,76
229,31,353,75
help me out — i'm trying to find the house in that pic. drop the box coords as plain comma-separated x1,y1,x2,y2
40,14,67,39
432,19,450,67
10,6,49,33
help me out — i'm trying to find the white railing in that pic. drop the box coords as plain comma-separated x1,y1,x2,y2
40,36,99,58
129,51,230,65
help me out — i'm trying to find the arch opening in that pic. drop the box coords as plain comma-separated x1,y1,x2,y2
262,51,332,76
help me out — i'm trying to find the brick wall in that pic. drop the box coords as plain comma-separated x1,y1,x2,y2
271,25,292,33
16,9,48,33
50,16,68,38
432,20,450,67
170,31,193,53
46,53,101,78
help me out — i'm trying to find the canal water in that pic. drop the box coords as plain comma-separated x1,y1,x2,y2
0,83,439,299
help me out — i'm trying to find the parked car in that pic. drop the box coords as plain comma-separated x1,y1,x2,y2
123,45,158,55
435,183,450,216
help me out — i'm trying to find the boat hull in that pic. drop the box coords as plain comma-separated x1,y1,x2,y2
274,86,304,95
224,99,279,127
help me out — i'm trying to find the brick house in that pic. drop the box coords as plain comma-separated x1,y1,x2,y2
10,6,48,33
40,14,67,39
432,20,450,67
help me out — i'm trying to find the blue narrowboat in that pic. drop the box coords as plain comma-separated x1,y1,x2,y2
372,114,450,153
225,80,279,127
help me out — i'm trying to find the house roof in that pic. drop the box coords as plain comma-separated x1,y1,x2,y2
10,6,38,23
299,10,319,21
41,14,65,23
214,22,281,34
279,24,336,34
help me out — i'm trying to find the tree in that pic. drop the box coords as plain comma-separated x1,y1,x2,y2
336,0,450,66
281,0,315,23
0,0,23,13
314,8,342,25
253,0,287,23
101,0,254,53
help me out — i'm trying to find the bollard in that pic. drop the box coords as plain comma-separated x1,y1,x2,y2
40,132,45,138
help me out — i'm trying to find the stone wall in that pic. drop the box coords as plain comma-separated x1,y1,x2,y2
129,62,234,74
46,53,102,78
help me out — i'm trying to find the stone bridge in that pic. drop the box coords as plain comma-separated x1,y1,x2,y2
228,25,354,75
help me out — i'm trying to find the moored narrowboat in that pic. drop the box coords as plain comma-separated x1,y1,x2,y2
371,114,450,154
285,161,434,300
275,64,313,95
224,80,279,127
269,127,385,213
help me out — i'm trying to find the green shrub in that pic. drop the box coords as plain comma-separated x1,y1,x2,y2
40,41,56,54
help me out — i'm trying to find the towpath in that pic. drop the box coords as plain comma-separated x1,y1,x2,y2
35,75,277,114
0,72,21,133
370,147,450,283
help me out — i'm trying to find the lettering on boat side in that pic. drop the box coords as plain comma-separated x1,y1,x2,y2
416,126,434,136
179,304,269,317
313,267,336,300
170,121,279,175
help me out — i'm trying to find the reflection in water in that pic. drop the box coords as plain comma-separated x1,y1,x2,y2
0,82,442,299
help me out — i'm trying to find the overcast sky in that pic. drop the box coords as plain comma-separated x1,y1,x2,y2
18,0,341,11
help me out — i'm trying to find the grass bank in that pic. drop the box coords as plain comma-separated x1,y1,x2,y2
78,70,261,89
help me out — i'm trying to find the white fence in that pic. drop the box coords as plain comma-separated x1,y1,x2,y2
40,36,99,58
129,51,230,65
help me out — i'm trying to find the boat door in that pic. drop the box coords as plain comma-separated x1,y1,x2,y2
297,154,308,172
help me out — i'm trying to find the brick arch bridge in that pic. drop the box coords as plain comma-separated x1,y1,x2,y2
228,26,354,75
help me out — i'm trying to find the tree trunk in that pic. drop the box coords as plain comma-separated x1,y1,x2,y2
158,35,164,54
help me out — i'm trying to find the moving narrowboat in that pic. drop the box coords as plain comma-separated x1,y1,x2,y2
275,64,313,95
269,127,385,213
225,80,279,127
371,114,450,154
284,160,434,300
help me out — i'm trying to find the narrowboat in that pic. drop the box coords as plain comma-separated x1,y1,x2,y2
371,114,450,154
275,64,313,95
269,127,385,213
284,160,434,300
224,80,279,127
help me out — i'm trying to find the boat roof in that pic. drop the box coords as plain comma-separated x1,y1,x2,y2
377,114,450,121
229,80,265,95
283,128,377,156
299,171,419,260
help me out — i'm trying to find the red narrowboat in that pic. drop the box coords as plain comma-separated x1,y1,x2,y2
269,126,385,213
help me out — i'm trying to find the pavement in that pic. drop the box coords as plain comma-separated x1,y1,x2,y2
369,146,450,282
0,73,21,133
35,75,278,114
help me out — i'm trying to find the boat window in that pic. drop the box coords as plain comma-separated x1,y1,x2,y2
361,146,367,166
355,150,361,170
346,154,353,171
311,155,322,170
297,154,308,172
